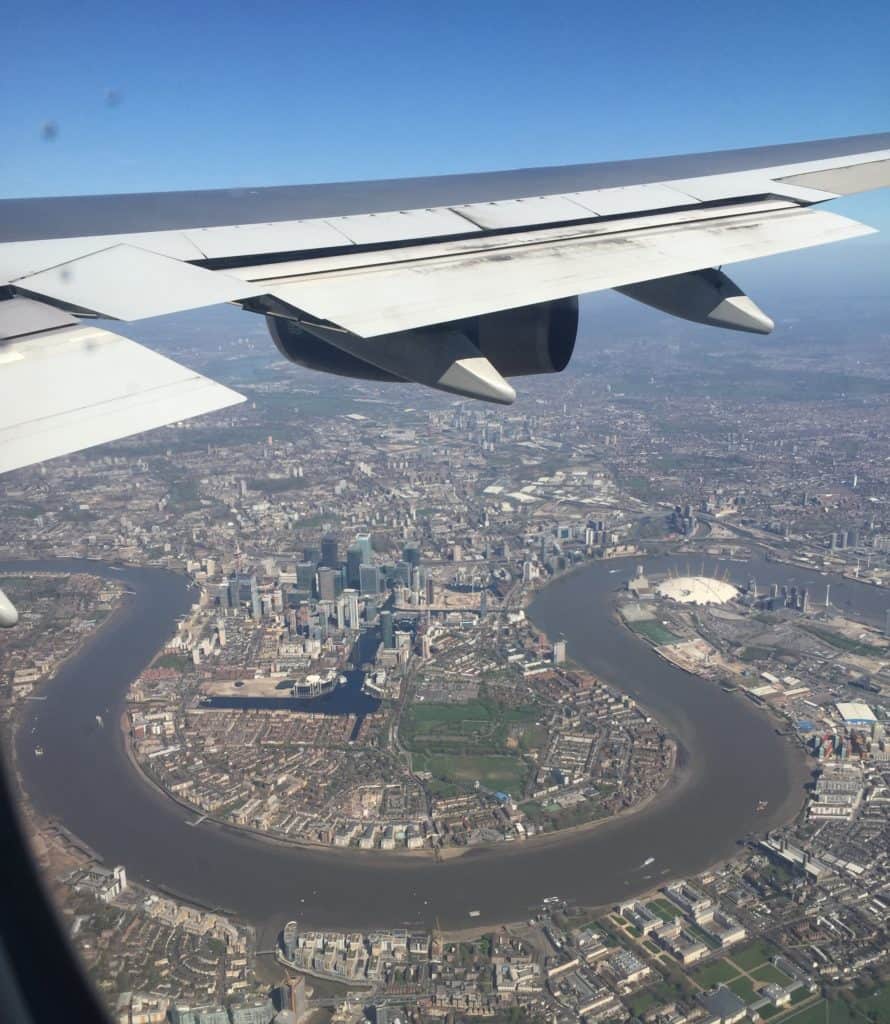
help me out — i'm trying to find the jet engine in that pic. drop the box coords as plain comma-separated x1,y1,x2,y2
267,316,400,382
265,296,578,404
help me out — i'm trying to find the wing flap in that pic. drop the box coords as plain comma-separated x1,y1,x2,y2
0,321,244,474
12,244,256,320
266,207,874,338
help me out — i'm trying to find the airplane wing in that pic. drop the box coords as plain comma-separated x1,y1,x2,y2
2,131,889,472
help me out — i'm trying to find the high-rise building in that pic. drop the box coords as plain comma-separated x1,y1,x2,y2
403,542,421,568
380,610,395,649
356,531,373,564
302,545,320,566
296,561,316,592
274,978,308,1017
320,535,339,568
411,566,423,597
344,588,361,628
346,543,363,589
317,567,340,603
228,573,261,620
885,608,890,638
359,563,381,595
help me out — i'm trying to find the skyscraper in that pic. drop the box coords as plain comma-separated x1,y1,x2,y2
346,543,363,589
317,567,340,603
228,573,261,620
356,531,373,564
403,542,421,568
320,535,339,568
344,588,361,628
296,561,316,592
359,563,381,595
380,610,395,649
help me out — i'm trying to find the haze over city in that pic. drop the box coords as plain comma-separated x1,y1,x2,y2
2,2,890,1024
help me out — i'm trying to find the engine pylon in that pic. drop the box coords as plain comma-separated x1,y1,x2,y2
616,268,774,334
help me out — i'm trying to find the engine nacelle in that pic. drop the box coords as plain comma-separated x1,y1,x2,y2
266,296,578,403
470,296,578,378
267,316,401,382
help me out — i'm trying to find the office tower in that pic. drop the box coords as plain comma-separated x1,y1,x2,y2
345,588,361,628
403,542,421,568
320,535,339,568
426,575,435,606
360,563,381,595
317,567,340,603
335,596,347,629
356,531,373,564
394,560,411,586
296,561,316,592
479,590,488,618
302,545,320,566
228,573,261,619
346,543,363,588
380,610,395,649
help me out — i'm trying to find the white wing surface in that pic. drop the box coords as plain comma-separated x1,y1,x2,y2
0,303,244,475
1,131,888,471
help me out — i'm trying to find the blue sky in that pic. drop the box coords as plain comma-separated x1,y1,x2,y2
3,0,889,244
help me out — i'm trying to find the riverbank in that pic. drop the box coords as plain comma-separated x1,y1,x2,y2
10,554,820,932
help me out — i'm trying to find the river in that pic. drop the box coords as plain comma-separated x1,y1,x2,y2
6,554,887,936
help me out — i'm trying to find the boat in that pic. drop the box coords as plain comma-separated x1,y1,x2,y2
642,856,655,867
34,746,44,757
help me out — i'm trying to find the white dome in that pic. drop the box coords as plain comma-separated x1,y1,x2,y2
655,576,737,605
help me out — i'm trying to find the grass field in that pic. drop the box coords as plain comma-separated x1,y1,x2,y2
779,1001,828,1024
728,977,759,1004
799,623,886,657
730,939,778,971
753,964,794,986
413,752,528,795
647,899,681,922
692,960,741,988
401,698,540,756
626,991,657,1015
852,984,890,1024
630,621,682,646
